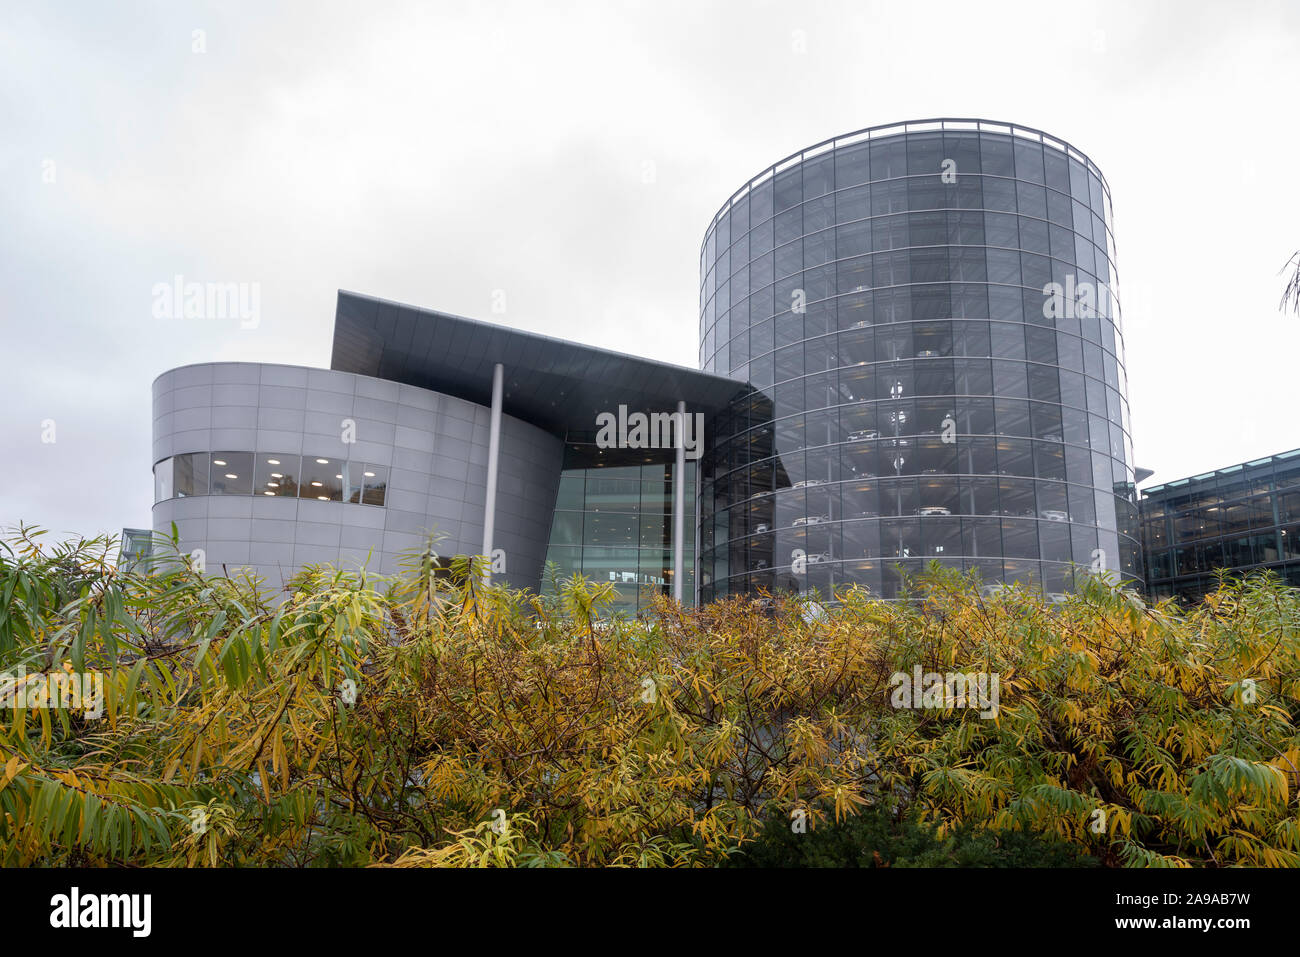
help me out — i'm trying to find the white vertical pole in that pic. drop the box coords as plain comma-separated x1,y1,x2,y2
673,400,686,603
482,362,504,584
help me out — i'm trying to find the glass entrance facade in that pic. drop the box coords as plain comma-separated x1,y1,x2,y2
697,119,1142,601
542,440,696,614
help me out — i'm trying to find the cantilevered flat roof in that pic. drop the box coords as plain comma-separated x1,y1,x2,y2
329,290,749,437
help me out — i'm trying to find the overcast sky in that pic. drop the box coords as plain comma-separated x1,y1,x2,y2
2,0,1298,540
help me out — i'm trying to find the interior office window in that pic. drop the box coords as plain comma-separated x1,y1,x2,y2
255,453,299,498
210,452,253,495
154,458,174,503
174,452,210,497
359,463,388,506
300,455,344,501
343,461,366,503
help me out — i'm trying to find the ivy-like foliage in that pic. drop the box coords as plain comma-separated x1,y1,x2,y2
0,524,1297,867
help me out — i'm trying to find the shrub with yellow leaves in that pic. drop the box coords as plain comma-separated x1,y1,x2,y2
0,524,1296,867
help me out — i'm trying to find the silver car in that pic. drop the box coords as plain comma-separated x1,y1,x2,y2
917,506,952,516
793,515,831,527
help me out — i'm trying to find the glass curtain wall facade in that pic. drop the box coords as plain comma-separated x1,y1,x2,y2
542,440,696,614
1141,449,1300,602
697,120,1141,601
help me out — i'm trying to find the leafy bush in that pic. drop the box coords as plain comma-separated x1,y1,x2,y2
0,524,1297,867
727,804,1099,868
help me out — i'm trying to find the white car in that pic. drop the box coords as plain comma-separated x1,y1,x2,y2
791,479,825,489
1040,509,1070,522
806,552,832,564
850,319,870,329
793,515,830,527
755,523,770,534
915,349,939,358
917,506,952,516
847,429,879,441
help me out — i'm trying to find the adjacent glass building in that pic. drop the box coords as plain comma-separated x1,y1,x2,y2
1141,449,1300,603
696,119,1143,601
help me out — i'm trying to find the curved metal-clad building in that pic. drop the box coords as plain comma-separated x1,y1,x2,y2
696,119,1142,601
152,361,564,591
149,292,745,599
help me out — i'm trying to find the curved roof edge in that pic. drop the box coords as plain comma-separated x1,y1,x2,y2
701,117,1111,253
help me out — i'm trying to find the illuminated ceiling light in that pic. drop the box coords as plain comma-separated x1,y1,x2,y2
364,471,375,478
271,473,283,478
263,491,275,496
225,473,237,479
267,482,279,488
267,459,280,465
311,481,323,487
317,496,328,501
213,459,227,466
316,458,329,464
335,474,343,480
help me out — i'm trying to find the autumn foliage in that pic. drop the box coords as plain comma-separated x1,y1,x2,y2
1,524,1297,867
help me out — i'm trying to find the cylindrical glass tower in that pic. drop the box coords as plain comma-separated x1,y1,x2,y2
697,119,1141,602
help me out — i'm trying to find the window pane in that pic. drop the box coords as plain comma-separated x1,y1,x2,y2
341,461,366,504
300,455,344,502
175,452,210,497
361,464,388,506
255,453,299,498
154,457,174,503
210,452,253,495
